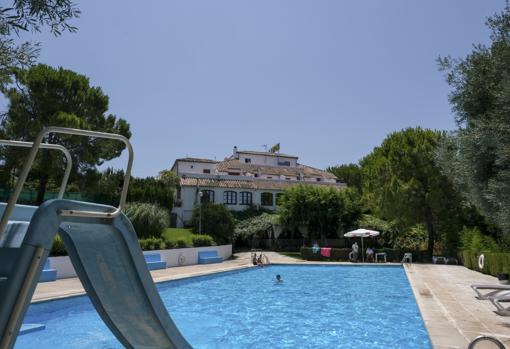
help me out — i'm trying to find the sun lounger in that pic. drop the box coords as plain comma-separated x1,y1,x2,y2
471,284,510,300
489,293,510,316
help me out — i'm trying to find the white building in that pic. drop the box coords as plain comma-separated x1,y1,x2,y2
171,147,346,227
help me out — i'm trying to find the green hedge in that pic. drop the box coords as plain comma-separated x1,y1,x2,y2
300,247,429,262
191,234,215,247
459,250,510,276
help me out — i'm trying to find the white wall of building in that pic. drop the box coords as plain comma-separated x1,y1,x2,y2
237,153,297,167
48,245,233,279
176,161,217,175
173,186,282,227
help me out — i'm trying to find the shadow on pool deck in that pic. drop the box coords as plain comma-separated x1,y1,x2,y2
32,252,510,349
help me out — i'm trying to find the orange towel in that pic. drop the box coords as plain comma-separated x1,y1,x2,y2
320,247,331,257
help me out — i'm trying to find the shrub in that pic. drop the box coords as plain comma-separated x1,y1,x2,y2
138,237,166,250
191,234,214,247
176,239,189,248
50,235,67,256
124,202,169,239
460,226,500,252
191,203,235,244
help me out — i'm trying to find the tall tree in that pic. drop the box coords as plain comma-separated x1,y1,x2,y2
437,5,510,235
278,185,361,245
327,163,362,192
0,64,131,203
0,0,79,88
361,127,461,257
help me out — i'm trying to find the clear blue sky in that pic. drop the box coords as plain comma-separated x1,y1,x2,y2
13,0,506,177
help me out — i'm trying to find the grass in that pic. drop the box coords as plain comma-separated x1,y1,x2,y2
162,228,193,245
278,252,303,260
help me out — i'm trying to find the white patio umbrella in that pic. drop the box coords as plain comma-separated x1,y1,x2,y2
344,229,380,262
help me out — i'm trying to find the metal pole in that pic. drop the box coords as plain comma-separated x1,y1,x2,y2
361,237,364,263
199,204,202,234
198,190,203,234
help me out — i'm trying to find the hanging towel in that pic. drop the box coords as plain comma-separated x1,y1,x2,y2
320,247,331,258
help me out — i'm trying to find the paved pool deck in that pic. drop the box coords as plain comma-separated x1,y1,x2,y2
32,252,510,349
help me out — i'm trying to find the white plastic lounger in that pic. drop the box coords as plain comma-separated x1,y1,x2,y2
471,284,510,300
489,293,510,316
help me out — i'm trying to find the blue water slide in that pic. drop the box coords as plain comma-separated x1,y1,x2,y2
0,128,192,349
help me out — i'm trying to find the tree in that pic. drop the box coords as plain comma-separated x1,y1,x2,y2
0,64,131,203
278,185,361,245
158,169,180,188
0,1,79,88
191,203,235,244
327,163,362,192
437,5,510,235
361,127,462,258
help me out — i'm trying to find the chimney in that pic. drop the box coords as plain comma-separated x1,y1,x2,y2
233,146,238,158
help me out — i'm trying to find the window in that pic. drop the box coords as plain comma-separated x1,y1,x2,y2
276,193,284,206
240,191,253,205
261,192,274,206
203,169,211,174
316,178,322,182
200,190,214,203
224,191,237,205
228,172,240,176
278,161,290,166
245,158,251,163
254,173,259,178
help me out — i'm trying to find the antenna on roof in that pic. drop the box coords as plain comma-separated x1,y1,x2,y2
261,144,267,152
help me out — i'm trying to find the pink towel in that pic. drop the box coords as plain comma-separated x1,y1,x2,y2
320,247,331,258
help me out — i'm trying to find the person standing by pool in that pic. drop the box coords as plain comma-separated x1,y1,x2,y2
252,253,258,266
312,241,320,254
352,241,359,261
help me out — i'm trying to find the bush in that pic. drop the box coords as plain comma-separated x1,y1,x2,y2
460,226,500,252
191,234,215,247
50,235,67,256
175,239,189,248
124,202,170,239
138,237,166,250
191,203,235,244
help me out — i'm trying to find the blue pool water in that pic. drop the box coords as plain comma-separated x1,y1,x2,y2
16,265,431,349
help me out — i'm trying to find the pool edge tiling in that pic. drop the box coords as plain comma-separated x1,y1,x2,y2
404,263,510,349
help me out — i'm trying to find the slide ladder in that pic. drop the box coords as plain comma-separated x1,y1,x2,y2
0,127,192,349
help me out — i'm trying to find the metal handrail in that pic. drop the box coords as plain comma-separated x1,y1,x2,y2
468,335,506,349
0,127,133,239
0,140,72,199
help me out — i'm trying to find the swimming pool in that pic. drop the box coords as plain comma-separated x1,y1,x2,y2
16,265,431,349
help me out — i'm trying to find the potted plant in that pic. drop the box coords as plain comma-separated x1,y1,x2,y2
497,272,509,285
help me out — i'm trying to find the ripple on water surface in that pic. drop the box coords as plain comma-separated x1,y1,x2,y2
16,265,431,349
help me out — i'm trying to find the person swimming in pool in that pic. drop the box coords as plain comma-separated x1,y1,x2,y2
275,274,282,284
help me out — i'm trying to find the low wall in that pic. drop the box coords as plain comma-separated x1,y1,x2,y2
49,245,233,279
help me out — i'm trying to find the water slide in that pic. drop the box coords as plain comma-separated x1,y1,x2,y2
0,128,193,349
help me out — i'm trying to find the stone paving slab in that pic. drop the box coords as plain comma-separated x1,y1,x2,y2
405,263,510,349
